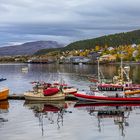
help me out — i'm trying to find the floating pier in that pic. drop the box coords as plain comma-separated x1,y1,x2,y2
8,94,25,100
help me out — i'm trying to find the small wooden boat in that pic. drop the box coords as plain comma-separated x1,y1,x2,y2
0,88,9,100
24,88,65,101
31,81,77,98
74,91,140,103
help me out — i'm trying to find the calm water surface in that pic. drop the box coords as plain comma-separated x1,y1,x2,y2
1,63,140,140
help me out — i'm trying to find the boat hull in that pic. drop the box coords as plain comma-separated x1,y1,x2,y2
74,101,140,108
24,91,65,101
74,93,140,103
0,88,9,100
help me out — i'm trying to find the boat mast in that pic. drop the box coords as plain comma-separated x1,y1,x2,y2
97,58,101,83
120,52,123,83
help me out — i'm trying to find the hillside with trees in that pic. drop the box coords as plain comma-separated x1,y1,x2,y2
35,29,140,55
65,29,140,50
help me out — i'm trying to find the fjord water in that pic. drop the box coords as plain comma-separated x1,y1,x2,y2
1,63,140,140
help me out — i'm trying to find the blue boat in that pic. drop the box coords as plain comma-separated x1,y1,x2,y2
0,78,7,82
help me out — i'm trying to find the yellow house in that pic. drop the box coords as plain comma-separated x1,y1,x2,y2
99,54,116,62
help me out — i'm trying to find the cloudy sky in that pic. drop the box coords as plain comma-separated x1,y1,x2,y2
0,0,140,46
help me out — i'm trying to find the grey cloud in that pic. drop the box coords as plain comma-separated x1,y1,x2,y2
0,24,82,36
0,0,140,45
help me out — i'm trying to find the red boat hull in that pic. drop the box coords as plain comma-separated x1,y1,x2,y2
74,102,140,108
74,93,140,103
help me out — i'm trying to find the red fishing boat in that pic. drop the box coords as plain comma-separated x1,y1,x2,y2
90,58,140,95
74,91,140,103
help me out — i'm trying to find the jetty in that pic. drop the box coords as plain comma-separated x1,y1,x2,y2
8,94,25,100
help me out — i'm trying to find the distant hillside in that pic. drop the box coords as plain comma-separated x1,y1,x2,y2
32,30,140,55
66,29,140,50
35,29,140,55
0,41,64,56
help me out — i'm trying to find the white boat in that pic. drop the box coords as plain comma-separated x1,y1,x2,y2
52,82,77,98
62,86,77,98
21,67,28,73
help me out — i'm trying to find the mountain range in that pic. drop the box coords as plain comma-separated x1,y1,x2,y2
0,41,64,56
1,29,140,56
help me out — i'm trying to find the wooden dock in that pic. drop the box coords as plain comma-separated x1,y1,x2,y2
8,94,25,100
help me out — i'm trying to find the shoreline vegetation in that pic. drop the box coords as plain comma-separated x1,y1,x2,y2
0,57,140,65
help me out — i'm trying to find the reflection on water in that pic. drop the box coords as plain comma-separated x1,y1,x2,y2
24,101,69,136
1,64,140,139
0,100,9,125
74,102,140,137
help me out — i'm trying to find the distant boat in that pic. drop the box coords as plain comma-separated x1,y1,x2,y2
0,88,9,101
0,78,7,82
21,67,28,72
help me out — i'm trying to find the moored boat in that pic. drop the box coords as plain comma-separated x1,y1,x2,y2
124,89,140,95
62,86,77,99
0,88,9,101
24,81,66,101
90,57,140,93
52,82,77,97
74,91,140,103
30,81,77,98
24,90,65,101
